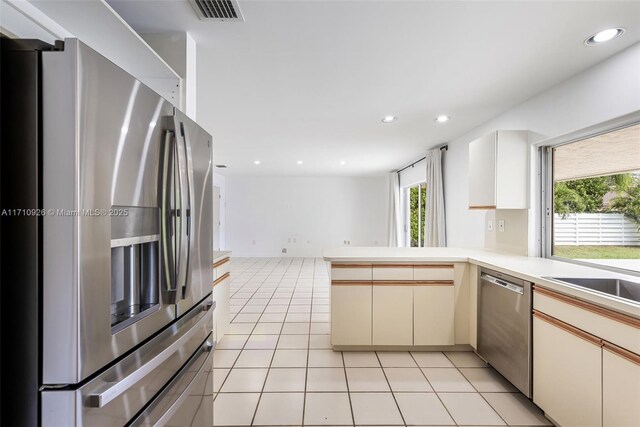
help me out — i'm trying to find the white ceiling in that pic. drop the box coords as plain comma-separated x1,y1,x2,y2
108,0,640,176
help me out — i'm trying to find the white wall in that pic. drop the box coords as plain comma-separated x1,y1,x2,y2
226,176,388,257
444,42,640,251
213,173,227,250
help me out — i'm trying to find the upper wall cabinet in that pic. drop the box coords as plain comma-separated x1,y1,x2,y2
468,130,529,209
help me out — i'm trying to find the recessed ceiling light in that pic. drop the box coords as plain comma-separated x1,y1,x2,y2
254,160,261,165
585,28,625,45
381,116,397,123
340,160,346,165
435,115,450,123
297,160,303,165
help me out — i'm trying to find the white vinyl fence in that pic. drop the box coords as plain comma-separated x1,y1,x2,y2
554,213,640,246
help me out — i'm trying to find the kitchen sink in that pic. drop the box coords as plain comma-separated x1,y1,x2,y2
546,277,640,304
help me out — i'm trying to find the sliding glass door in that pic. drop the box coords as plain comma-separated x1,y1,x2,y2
405,183,427,247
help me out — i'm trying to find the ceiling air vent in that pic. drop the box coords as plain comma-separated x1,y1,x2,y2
189,0,244,21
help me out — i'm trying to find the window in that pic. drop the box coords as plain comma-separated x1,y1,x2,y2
544,123,640,274
404,183,426,247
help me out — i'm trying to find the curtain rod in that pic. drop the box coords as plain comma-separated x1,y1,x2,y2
396,145,448,174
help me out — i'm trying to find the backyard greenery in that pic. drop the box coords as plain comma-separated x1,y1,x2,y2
609,179,640,231
554,173,640,231
409,185,426,247
554,245,640,259
554,176,610,214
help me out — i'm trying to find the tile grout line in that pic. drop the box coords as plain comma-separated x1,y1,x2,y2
214,257,263,415
301,257,314,427
249,257,298,426
341,351,356,427
228,257,266,323
409,351,459,426
218,257,285,425
441,351,510,427
374,351,407,427
215,257,268,402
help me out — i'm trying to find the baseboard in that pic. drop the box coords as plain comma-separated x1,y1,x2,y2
332,344,474,352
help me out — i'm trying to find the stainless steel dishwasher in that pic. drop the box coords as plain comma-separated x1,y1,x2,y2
478,268,532,397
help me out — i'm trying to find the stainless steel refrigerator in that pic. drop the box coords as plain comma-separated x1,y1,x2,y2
1,38,215,426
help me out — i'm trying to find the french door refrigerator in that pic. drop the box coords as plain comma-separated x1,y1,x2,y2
0,38,215,426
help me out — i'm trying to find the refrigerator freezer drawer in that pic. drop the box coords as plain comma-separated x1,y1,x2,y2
131,336,214,426
41,295,214,427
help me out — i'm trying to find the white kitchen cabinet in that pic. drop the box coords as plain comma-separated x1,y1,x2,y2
534,286,640,354
468,263,479,349
331,284,372,346
413,265,453,281
533,313,602,427
212,256,231,341
468,130,529,209
603,344,640,427
372,265,413,281
373,285,413,345
213,275,230,340
331,264,372,281
414,284,455,345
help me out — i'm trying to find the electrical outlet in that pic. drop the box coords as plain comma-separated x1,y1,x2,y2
498,220,505,232
487,220,494,232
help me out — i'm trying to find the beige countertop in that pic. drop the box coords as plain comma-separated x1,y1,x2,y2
323,247,640,319
213,251,232,264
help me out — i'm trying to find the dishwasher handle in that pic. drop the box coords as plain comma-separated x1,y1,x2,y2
481,273,524,295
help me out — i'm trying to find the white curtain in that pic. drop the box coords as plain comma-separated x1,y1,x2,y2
424,149,446,247
387,172,403,247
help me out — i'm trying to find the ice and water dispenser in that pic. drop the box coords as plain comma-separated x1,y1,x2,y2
110,207,161,333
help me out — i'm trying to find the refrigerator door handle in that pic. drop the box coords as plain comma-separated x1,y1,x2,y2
150,340,214,426
160,129,178,302
129,336,216,427
181,123,195,301
175,120,190,298
86,300,215,408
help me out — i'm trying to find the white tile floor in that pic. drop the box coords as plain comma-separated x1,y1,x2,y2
213,257,552,427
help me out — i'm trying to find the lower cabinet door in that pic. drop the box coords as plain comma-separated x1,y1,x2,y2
413,285,454,345
603,345,640,427
331,284,372,346
213,278,230,340
373,286,413,346
533,314,602,427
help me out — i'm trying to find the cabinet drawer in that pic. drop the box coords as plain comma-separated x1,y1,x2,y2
331,264,372,281
413,265,454,281
213,257,230,280
213,272,230,288
372,265,413,281
534,286,640,354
